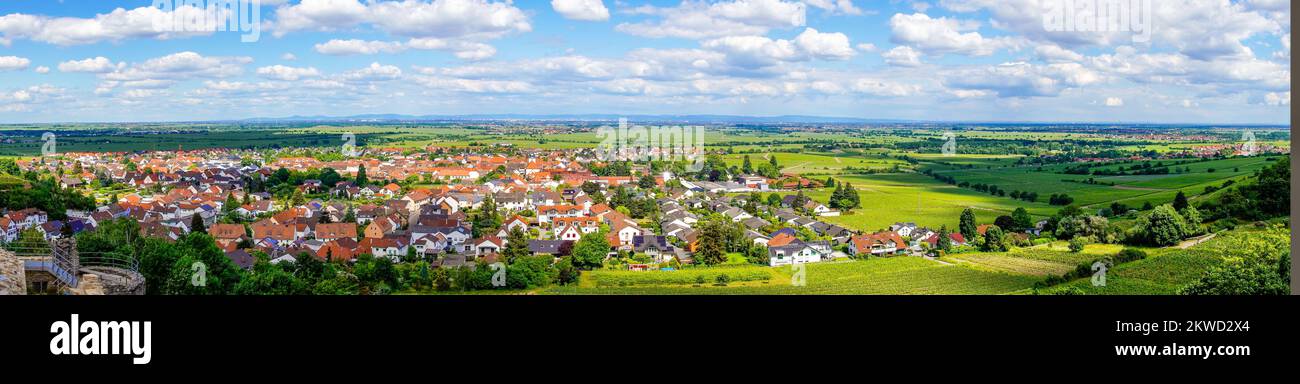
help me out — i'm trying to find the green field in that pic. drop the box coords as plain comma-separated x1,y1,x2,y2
544,257,1039,295
777,172,1053,232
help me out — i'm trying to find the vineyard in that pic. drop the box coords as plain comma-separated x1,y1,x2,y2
545,257,1039,295
1041,226,1290,295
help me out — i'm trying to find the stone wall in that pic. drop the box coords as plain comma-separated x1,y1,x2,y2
0,249,25,295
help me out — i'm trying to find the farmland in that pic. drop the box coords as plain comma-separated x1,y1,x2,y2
545,257,1039,295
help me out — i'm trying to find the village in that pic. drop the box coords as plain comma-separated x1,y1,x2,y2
2,146,971,276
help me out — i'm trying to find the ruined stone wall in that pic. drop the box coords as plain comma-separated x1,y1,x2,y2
0,249,25,295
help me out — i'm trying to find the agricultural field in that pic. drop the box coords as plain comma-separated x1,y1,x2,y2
1034,226,1290,295
544,257,1039,295
777,172,1053,232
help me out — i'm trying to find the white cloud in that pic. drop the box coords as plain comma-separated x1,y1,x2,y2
701,28,854,69
58,57,118,73
943,61,1101,97
615,0,807,39
0,56,30,71
339,62,403,83
551,0,611,21
0,5,222,46
882,46,923,67
855,43,877,52
315,38,498,60
93,52,252,94
941,0,1281,60
1104,97,1124,107
34,66,49,74
793,28,856,60
315,39,406,55
804,0,864,15
1034,44,1083,63
273,0,530,39
1264,91,1290,106
889,13,1016,57
257,65,322,81
282,53,298,61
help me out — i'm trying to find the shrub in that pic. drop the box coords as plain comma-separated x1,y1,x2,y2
1068,238,1087,253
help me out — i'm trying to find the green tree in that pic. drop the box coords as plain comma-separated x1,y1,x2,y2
742,155,754,174
234,253,308,295
695,218,731,265
936,225,953,253
959,208,978,240
555,256,580,285
1172,191,1189,211
223,193,239,213
638,173,656,189
501,226,532,264
190,214,206,234
981,225,1007,252
1011,207,1034,231
1136,204,1186,246
355,164,369,187
571,231,610,270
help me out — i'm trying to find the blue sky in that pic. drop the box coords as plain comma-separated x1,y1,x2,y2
0,0,1291,124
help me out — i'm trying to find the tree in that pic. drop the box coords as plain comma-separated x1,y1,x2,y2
1179,259,1289,295
1172,191,1189,211
695,218,733,265
935,225,953,253
767,193,782,207
959,208,978,240
355,164,369,187
993,215,1016,231
981,225,1007,252
1136,204,1186,246
234,254,308,295
638,173,656,189
501,226,531,264
571,231,610,270
555,257,580,285
1180,206,1204,236
190,214,206,234
1011,208,1034,231
222,193,239,214
742,155,754,174
1068,237,1087,253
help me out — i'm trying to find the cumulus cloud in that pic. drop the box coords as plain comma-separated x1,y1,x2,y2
58,57,118,73
34,66,49,74
257,65,322,81
882,46,923,67
889,13,1017,56
0,56,30,71
272,0,530,39
0,5,223,46
1104,97,1124,107
339,62,403,83
551,0,611,21
615,0,807,39
315,39,406,55
942,61,1101,97
804,0,865,15
701,28,854,70
314,38,497,60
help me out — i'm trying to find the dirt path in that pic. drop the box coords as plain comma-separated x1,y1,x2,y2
1176,234,1217,249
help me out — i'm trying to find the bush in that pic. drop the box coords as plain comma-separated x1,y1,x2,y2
1068,238,1087,253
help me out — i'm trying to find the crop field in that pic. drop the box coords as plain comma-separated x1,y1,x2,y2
545,257,1039,295
1040,228,1289,295
944,244,1134,277
780,173,1053,231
